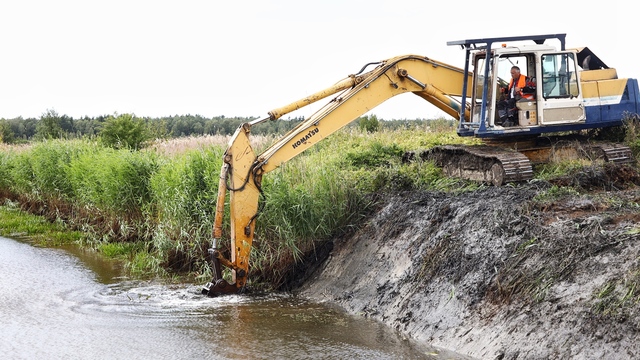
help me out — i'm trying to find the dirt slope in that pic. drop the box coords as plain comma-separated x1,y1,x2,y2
298,169,640,359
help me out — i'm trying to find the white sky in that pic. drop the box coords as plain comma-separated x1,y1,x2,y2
0,0,635,120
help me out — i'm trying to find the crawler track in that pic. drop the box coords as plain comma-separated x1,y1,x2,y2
410,140,634,187
423,145,534,186
587,143,635,165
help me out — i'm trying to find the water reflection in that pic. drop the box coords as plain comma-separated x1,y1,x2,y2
0,236,468,359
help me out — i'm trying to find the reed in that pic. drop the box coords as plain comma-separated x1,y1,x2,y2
147,147,224,277
66,145,158,213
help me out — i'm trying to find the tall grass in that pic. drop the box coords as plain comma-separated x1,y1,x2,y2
0,150,12,193
147,147,224,277
1,139,159,242
623,113,640,157
67,146,158,213
7,140,80,199
146,134,276,157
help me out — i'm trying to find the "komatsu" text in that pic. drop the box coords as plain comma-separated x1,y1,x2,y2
291,128,319,149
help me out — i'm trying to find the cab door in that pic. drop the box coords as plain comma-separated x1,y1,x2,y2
539,52,586,125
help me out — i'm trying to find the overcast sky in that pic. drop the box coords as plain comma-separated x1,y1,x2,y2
0,0,635,120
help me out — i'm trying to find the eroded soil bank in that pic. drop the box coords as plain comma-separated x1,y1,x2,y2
298,166,640,359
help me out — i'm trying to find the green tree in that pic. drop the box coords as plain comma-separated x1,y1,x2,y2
35,109,65,140
146,118,169,140
358,114,380,133
99,113,149,150
19,118,39,139
0,119,14,143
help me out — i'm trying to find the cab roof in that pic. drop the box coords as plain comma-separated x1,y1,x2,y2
447,34,566,51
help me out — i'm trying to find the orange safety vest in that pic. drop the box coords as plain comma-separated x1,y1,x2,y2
509,75,535,100
508,75,526,97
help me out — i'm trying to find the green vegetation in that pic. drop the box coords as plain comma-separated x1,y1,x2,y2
358,114,380,133
0,119,14,143
0,110,304,144
593,268,640,316
0,122,478,287
623,113,640,158
35,109,69,140
99,113,150,150
531,185,580,202
533,159,592,182
0,108,457,145
0,201,85,246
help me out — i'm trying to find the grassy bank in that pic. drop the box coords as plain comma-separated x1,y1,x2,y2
0,201,85,246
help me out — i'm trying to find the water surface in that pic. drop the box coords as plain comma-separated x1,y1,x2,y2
0,236,466,359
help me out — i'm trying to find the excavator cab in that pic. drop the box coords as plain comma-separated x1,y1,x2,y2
452,34,591,138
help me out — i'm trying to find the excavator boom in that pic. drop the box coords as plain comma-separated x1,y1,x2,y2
202,55,471,295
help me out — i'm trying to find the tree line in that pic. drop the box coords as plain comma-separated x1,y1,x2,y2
0,109,454,146
0,110,308,143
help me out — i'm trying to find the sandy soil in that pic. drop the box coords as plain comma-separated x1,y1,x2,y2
297,164,640,359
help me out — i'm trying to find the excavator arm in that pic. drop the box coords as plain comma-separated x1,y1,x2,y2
202,55,471,296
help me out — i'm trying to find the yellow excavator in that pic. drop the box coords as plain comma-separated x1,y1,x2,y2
202,34,637,296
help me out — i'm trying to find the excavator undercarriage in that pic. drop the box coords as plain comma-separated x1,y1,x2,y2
408,136,634,186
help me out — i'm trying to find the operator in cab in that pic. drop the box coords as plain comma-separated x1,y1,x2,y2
498,66,534,127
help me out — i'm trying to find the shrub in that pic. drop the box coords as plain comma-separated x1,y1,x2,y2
358,114,380,133
100,113,150,150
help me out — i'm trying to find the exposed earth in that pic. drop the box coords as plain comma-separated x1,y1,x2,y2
296,163,640,359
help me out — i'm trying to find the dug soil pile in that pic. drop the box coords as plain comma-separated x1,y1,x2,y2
298,164,640,359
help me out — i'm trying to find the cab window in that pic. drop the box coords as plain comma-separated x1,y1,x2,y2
541,53,579,98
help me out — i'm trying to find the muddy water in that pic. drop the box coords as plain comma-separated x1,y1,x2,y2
0,236,466,359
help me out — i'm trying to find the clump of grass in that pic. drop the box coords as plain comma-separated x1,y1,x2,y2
6,139,92,199
146,147,225,277
532,185,580,202
8,140,161,243
622,113,640,158
67,145,159,214
344,140,405,167
150,147,223,226
592,268,640,316
98,242,144,258
534,159,593,181
0,151,13,191
0,201,85,246
255,149,369,274
127,250,169,278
